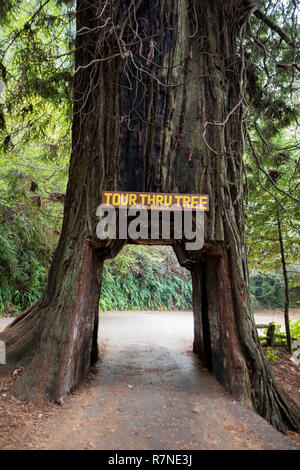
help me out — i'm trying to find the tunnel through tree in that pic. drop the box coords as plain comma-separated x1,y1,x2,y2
0,0,299,433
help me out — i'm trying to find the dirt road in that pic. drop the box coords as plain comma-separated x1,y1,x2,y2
1,310,297,450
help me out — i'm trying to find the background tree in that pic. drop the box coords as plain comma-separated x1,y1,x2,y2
244,2,300,350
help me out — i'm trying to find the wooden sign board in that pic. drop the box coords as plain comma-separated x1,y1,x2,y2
101,191,209,211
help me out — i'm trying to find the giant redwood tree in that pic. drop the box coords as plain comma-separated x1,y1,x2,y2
1,0,299,432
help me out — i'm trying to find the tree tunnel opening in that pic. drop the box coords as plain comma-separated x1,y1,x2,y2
97,242,215,378
94,235,248,402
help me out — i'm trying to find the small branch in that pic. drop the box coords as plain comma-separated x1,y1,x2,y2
253,9,295,48
276,62,300,72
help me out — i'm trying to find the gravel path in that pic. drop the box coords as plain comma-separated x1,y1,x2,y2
1,310,299,450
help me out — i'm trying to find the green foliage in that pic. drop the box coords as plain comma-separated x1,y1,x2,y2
246,1,299,139
265,347,279,362
244,1,300,292
0,169,61,314
100,246,192,312
0,208,49,313
0,0,74,182
0,1,19,26
250,271,299,309
290,320,300,341
0,0,71,314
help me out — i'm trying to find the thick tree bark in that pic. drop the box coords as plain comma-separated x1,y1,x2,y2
0,0,299,431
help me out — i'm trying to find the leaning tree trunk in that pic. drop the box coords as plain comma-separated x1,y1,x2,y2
0,0,299,431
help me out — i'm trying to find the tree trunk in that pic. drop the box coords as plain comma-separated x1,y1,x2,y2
277,208,292,353
0,0,299,431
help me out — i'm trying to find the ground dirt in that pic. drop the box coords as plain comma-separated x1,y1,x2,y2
0,310,299,450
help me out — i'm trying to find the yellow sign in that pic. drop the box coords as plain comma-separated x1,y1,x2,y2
101,191,209,211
